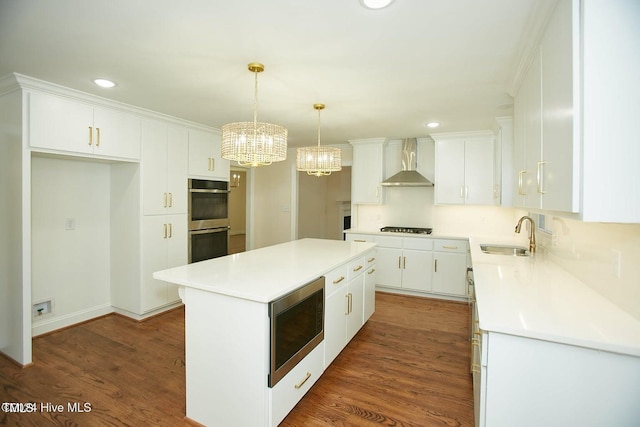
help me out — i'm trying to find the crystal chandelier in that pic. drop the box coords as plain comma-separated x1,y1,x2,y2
296,104,342,177
221,63,288,167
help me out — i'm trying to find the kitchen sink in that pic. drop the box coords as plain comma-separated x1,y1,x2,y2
480,244,529,256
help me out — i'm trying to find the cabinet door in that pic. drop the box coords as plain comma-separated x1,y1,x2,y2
465,138,495,205
324,286,347,366
375,247,402,288
166,126,188,214
142,120,169,216
432,252,468,296
435,139,465,204
165,214,187,305
363,263,376,322
29,91,94,154
346,275,365,341
522,49,543,210
141,216,170,312
401,249,433,292
93,106,141,160
540,0,577,213
188,129,230,180
352,143,383,204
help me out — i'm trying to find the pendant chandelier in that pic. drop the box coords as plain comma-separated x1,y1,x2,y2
296,104,342,177
221,62,288,167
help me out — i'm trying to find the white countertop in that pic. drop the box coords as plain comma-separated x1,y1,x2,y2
469,236,640,357
153,238,376,303
345,228,469,240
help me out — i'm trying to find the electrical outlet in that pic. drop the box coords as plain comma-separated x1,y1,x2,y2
65,218,76,230
33,299,53,318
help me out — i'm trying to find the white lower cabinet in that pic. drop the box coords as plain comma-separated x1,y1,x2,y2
432,239,469,297
141,214,187,312
474,327,640,427
324,253,372,366
375,236,434,292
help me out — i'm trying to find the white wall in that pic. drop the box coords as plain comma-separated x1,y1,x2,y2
31,157,112,335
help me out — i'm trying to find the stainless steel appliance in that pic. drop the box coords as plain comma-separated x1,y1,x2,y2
269,277,324,388
380,226,433,235
188,179,230,263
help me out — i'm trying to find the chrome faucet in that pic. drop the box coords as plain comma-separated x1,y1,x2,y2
515,216,536,253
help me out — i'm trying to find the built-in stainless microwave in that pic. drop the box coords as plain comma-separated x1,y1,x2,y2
269,277,325,387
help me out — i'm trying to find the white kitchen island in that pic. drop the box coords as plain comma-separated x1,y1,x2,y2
153,238,377,427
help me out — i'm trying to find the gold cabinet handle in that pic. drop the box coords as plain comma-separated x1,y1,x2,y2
434,259,438,273
471,363,480,374
367,257,375,263
88,126,93,146
403,256,406,269
333,276,345,284
345,294,350,315
168,192,173,207
537,161,547,194
398,256,401,269
96,127,101,147
163,223,168,239
459,185,465,199
442,245,458,249
168,223,172,238
163,192,168,208
354,239,367,242
518,170,527,195
294,372,311,389
367,268,375,275
353,265,363,272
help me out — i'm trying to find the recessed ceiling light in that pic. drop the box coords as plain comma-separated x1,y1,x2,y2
360,0,395,10
93,78,116,88
426,122,440,128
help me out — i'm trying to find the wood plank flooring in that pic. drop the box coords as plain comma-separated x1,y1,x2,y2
0,292,472,426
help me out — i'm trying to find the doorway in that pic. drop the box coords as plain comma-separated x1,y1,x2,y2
228,168,247,254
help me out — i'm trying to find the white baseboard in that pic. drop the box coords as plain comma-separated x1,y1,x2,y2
31,303,114,337
112,301,183,321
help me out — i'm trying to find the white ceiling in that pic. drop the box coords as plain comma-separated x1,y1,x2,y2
0,0,543,147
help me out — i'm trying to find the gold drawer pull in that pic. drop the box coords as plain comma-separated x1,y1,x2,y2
353,265,363,272
471,364,480,374
333,276,345,284
367,268,375,275
88,126,93,146
294,372,311,389
354,239,367,242
367,257,375,263
442,245,458,249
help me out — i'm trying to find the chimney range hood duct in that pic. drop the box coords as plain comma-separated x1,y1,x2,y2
381,138,433,187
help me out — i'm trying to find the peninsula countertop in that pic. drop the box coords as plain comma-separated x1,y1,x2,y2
153,238,377,303
469,236,640,357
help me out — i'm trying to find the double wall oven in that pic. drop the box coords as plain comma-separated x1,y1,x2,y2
188,179,230,263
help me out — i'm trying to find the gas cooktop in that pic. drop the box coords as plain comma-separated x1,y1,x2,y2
380,226,433,235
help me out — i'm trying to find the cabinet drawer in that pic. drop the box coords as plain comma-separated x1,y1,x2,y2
365,251,376,267
375,235,402,248
270,342,324,426
347,234,374,243
324,264,348,296
403,237,434,250
433,239,468,253
348,256,366,280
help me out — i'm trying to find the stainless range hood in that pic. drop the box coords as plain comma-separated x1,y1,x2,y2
381,138,433,187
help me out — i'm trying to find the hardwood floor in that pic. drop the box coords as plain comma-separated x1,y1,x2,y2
0,293,472,426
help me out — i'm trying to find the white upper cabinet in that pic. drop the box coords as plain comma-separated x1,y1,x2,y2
350,138,385,204
142,119,188,216
433,131,495,206
513,0,578,213
513,0,639,221
188,129,230,181
29,91,141,160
